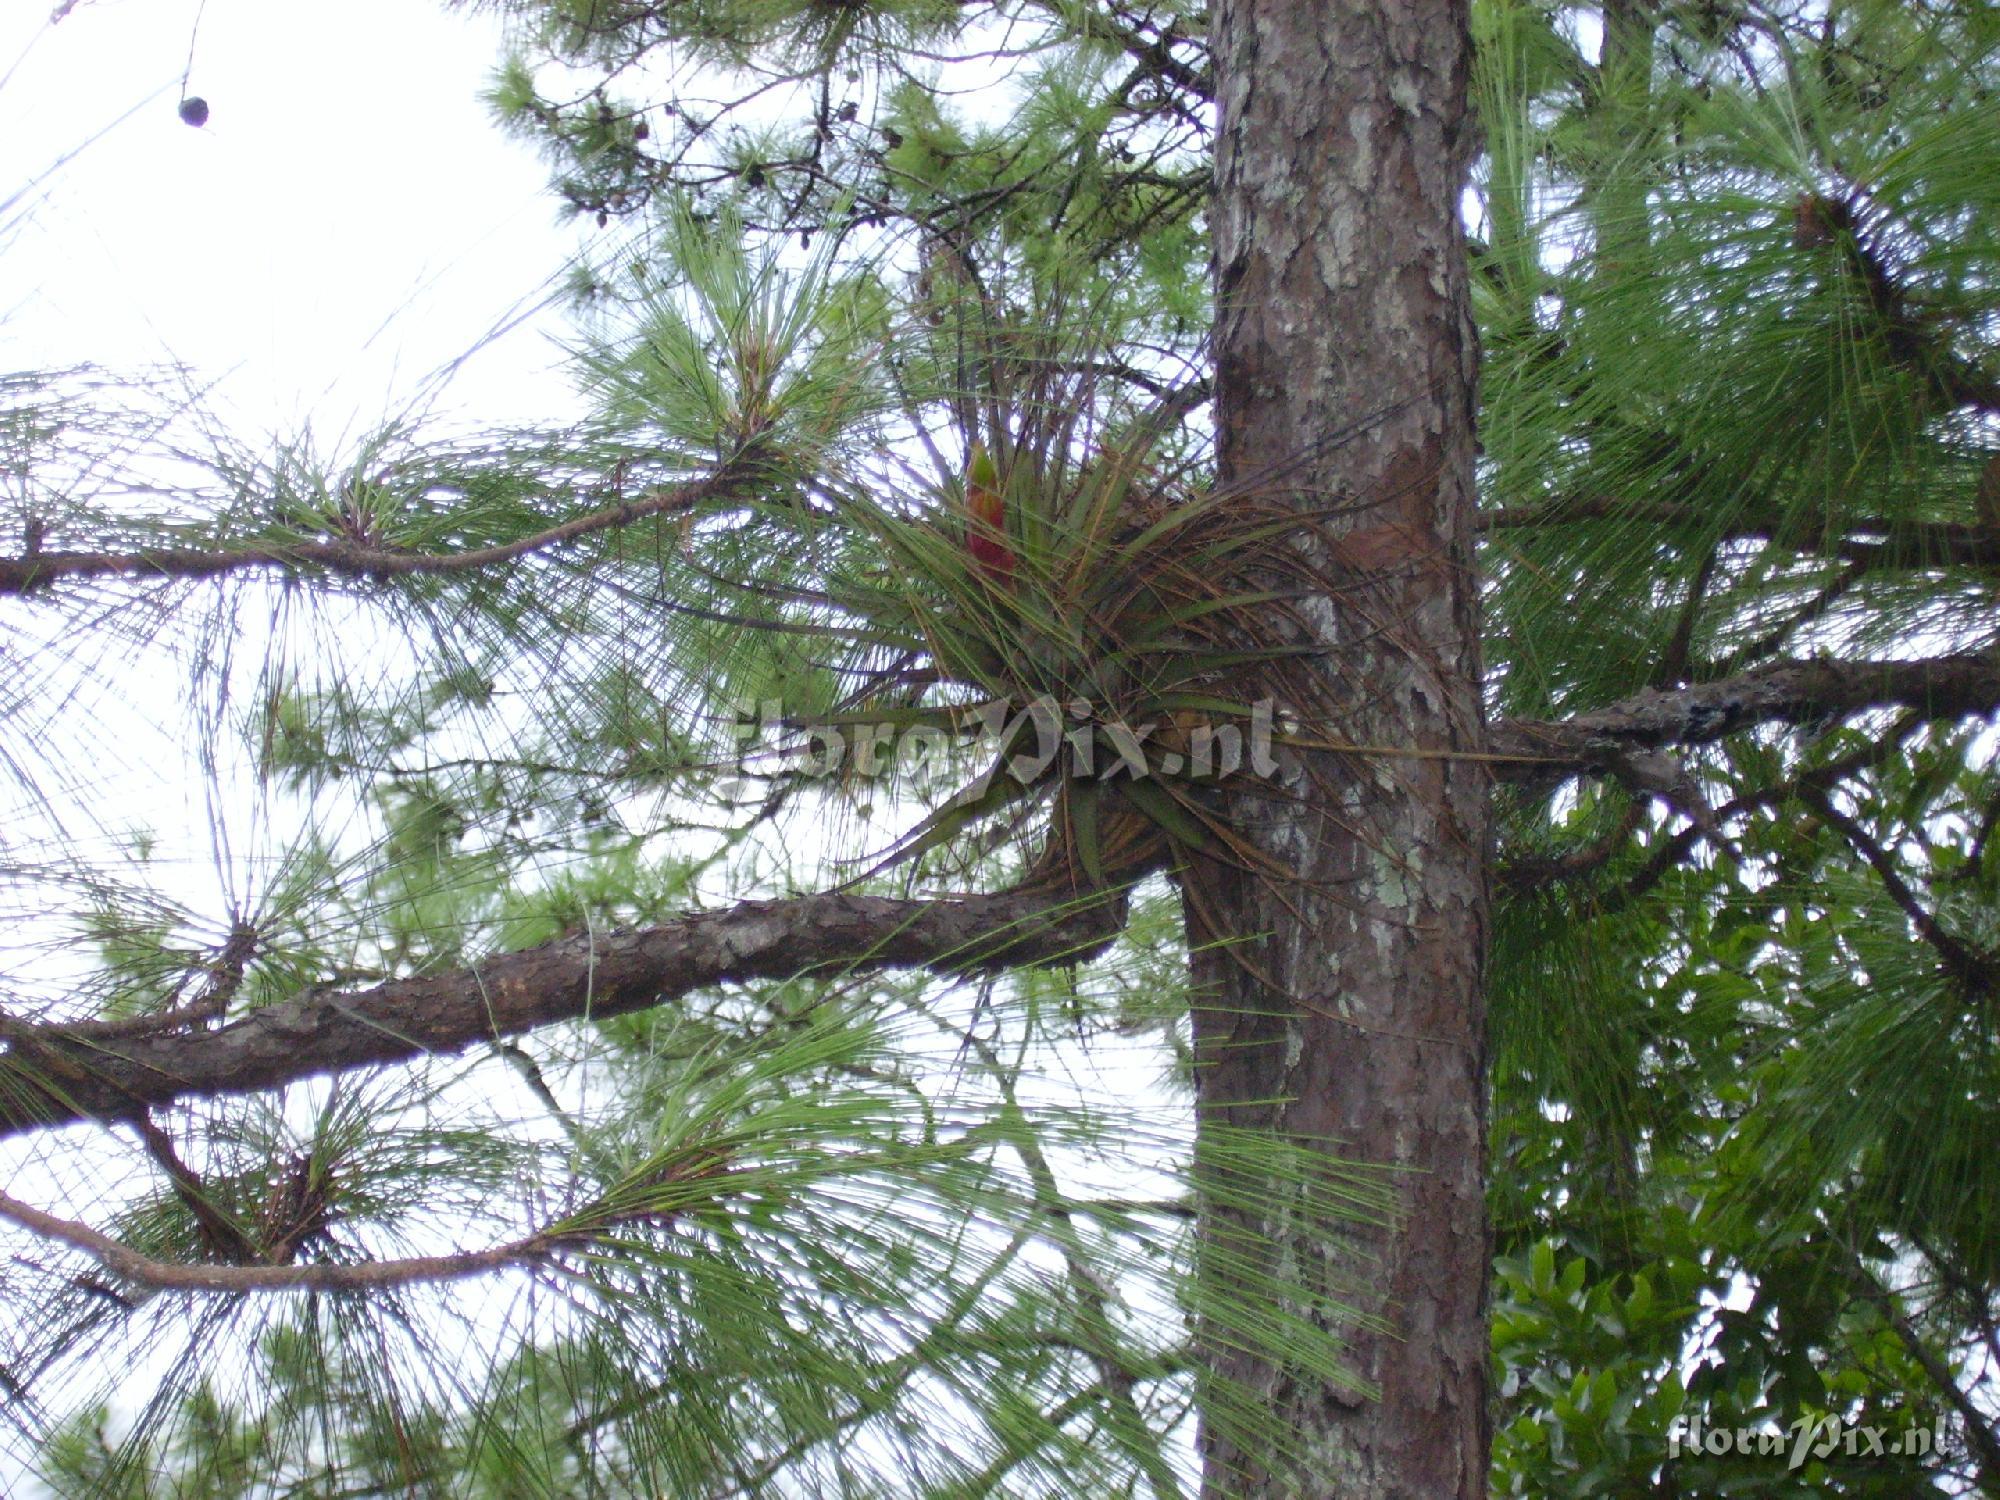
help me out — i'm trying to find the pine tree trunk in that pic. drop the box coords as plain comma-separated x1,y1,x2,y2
1193,0,1490,1494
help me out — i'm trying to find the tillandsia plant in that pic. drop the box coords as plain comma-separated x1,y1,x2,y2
816,424,1342,897
608,211,1377,914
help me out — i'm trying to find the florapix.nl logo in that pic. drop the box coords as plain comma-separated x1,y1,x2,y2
1667,1413,1946,1473
721,695,1284,802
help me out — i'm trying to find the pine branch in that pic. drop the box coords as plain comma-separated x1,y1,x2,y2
1490,652,2000,776
1797,783,1998,991
0,464,756,596
127,1112,264,1266
1481,496,2000,569
1496,793,1647,893
4,653,1994,1139
1800,190,2000,419
1836,1240,2000,1488
1508,711,1925,912
0,886,1132,1140
962,1019,1190,1499
1058,0,1212,102
0,1186,578,1294
1708,555,1871,678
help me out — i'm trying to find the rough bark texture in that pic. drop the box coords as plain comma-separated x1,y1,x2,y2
0,886,1125,1140
1490,652,2000,765
1196,0,1490,1494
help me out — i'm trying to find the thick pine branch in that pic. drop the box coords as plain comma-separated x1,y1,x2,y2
3,653,1993,1137
1489,652,2000,772
0,887,1128,1140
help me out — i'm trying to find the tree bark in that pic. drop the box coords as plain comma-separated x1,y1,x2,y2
1196,0,1490,1494
0,886,1126,1140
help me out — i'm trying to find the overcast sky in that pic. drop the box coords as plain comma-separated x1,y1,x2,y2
0,14,594,1484
1,0,584,440
0,0,605,1042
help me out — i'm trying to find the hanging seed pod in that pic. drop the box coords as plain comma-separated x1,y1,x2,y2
179,96,210,127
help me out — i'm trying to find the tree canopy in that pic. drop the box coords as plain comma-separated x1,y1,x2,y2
2,0,1998,1495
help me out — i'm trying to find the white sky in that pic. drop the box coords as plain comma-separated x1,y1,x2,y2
0,10,601,1485
0,0,602,1067
1,0,585,439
